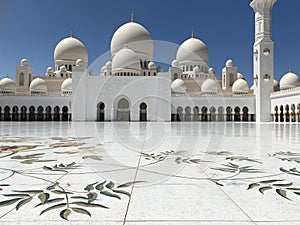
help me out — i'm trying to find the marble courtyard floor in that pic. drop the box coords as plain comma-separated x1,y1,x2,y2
0,122,299,225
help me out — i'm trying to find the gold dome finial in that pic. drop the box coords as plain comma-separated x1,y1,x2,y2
70,29,74,38
192,30,195,38
131,11,134,22
289,68,291,73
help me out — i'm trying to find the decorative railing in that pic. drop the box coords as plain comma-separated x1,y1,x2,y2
271,87,300,96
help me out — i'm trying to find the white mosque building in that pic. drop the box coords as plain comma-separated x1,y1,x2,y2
0,0,299,123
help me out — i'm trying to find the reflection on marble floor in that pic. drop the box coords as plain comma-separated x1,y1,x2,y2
0,122,299,224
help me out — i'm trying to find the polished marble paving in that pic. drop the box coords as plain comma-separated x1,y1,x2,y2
0,122,299,224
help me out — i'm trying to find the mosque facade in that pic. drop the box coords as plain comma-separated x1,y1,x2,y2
0,0,299,123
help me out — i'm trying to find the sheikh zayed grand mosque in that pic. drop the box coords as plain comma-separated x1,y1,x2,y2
0,0,299,123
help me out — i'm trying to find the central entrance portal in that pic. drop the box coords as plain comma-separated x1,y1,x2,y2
117,98,130,121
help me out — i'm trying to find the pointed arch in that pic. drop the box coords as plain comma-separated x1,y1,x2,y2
54,106,60,121
139,102,147,121
29,106,35,121
97,102,105,121
12,106,19,121
234,107,241,121
218,106,224,121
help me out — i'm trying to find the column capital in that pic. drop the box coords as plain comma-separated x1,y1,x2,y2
250,0,276,14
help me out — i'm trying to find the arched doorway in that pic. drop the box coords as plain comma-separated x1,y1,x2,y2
201,106,208,121
291,104,296,122
97,102,105,121
37,106,44,121
140,102,147,121
234,107,241,121
46,106,52,121
4,106,11,121
54,106,60,121
177,107,183,121
29,106,35,121
12,106,19,121
210,107,216,121
280,105,284,122
218,107,224,121
62,106,69,121
193,106,199,121
242,107,249,122
285,105,290,122
226,106,232,121
185,106,191,121
20,106,27,121
117,98,130,121
0,106,2,121
274,106,278,122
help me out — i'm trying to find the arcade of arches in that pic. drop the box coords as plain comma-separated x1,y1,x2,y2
273,103,300,123
171,106,255,122
0,105,71,121
96,100,148,122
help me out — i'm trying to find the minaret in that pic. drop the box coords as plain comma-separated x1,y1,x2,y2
250,0,276,123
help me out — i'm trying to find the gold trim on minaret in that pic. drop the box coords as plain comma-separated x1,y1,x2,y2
131,11,134,22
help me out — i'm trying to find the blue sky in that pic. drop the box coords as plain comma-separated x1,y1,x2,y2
0,0,299,84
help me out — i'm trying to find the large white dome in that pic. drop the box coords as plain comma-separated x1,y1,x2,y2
0,77,16,92
61,78,72,92
171,79,186,94
232,78,249,94
176,37,209,63
30,78,47,92
201,78,218,94
54,37,88,64
112,48,141,71
279,72,299,90
111,22,153,61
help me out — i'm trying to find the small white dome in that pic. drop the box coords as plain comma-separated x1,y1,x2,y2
60,65,67,72
101,66,106,73
171,79,186,93
201,78,218,94
226,59,234,67
0,77,16,92
237,72,244,79
47,67,53,72
21,58,29,66
176,37,209,63
172,60,179,68
232,78,249,94
193,66,200,74
273,79,280,91
250,85,255,90
111,22,153,61
30,78,47,92
76,58,85,66
105,61,112,68
280,71,300,90
61,78,72,92
208,68,215,74
112,48,141,71
54,37,88,64
148,62,155,70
